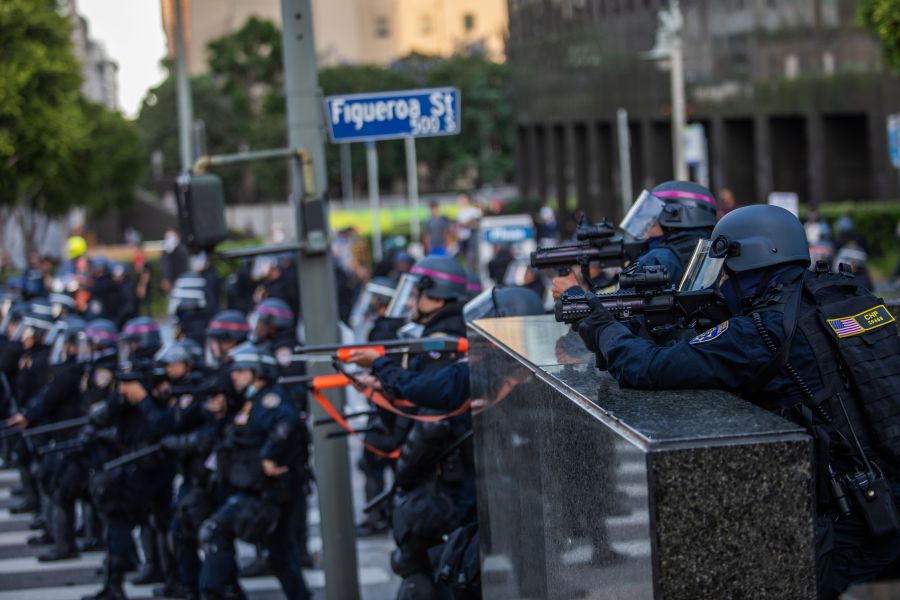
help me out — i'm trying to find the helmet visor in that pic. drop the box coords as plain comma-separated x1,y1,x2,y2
619,190,667,240
463,288,499,323
50,330,89,365
678,239,725,292
251,256,276,282
385,274,420,320
349,281,397,328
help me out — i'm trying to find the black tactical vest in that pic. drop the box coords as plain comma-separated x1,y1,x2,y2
796,270,900,474
659,230,709,273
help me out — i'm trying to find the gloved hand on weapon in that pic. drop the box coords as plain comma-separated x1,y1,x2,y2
577,294,617,353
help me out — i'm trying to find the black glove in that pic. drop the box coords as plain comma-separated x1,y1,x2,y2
577,295,616,353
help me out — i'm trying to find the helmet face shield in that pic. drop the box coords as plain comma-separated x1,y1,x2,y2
349,280,397,328
619,190,667,240
678,239,725,292
50,330,89,365
463,288,499,323
251,256,277,282
385,274,420,320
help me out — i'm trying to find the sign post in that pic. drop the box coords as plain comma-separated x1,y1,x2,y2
325,87,461,253
365,140,382,261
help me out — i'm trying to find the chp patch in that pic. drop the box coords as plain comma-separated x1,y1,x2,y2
827,304,896,339
275,347,293,368
689,321,730,345
262,393,282,409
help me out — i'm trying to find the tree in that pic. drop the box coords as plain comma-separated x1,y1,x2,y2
0,0,87,209
0,0,145,257
858,0,900,72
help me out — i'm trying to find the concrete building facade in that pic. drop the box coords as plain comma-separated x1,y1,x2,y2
161,0,508,73
508,0,900,225
68,1,119,110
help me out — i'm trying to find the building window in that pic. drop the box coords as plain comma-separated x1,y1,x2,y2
421,15,433,35
463,13,476,32
375,16,390,38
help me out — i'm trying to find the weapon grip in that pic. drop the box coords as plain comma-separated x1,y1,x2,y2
336,346,385,362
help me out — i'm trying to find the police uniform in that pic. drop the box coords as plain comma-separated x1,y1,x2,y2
199,383,310,600
592,264,900,598
370,301,477,598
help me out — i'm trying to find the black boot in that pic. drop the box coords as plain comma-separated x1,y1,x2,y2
237,549,270,577
130,563,164,585
9,501,38,514
39,500,79,561
152,582,197,599
82,567,128,600
26,531,53,546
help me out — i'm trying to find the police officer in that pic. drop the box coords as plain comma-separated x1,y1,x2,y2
576,204,900,599
552,180,717,299
151,340,218,600
206,310,250,409
19,317,90,561
246,298,313,570
170,272,213,347
6,299,55,517
198,343,310,600
347,256,472,599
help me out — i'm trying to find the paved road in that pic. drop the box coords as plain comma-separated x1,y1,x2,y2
0,435,400,599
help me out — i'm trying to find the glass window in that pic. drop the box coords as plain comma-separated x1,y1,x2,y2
463,13,476,32
375,16,390,38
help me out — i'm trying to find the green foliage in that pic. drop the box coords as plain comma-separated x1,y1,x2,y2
0,0,86,207
135,17,514,205
858,0,900,72
815,200,900,260
45,100,146,216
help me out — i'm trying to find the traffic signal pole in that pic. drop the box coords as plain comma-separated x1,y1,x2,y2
279,1,361,598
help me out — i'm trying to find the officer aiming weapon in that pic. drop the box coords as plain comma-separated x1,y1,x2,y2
554,266,729,328
288,337,469,363
530,216,646,278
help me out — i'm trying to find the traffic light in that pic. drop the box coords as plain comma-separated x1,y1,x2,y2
174,173,228,251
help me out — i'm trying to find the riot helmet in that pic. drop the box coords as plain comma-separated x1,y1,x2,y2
13,298,56,347
227,341,278,384
49,316,89,365
206,310,250,366
251,255,279,282
0,298,25,338
119,317,163,368
249,298,294,342
709,205,810,274
620,181,717,239
85,318,119,360
386,256,468,320
155,339,198,381
463,286,545,322
49,292,76,319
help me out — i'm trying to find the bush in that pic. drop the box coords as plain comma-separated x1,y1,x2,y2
812,201,900,260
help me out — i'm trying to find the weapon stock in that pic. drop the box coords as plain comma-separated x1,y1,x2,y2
23,417,90,438
103,443,164,471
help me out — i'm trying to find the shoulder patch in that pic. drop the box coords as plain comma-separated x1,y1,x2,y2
261,393,282,409
93,368,113,388
827,304,896,339
689,321,730,345
178,394,193,409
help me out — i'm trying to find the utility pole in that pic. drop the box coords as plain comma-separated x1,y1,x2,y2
279,1,360,599
646,0,688,181
173,0,194,172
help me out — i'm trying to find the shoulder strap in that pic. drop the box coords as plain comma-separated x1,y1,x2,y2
742,282,803,396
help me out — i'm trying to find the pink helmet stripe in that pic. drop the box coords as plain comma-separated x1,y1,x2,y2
258,305,293,318
86,329,118,342
654,190,717,206
209,321,249,332
411,266,468,284
125,324,159,334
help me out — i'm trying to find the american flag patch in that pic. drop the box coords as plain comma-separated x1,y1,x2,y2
827,304,895,339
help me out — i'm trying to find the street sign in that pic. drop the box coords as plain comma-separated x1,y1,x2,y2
324,87,461,143
888,114,900,169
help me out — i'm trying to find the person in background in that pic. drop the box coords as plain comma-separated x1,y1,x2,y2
133,246,153,316
716,188,738,220
455,194,482,268
424,201,451,256
535,205,559,248
159,228,189,295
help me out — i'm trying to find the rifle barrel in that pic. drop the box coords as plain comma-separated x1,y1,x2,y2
23,417,90,438
103,443,163,471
